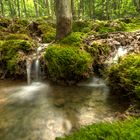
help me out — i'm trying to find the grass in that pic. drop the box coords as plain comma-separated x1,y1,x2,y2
56,118,140,140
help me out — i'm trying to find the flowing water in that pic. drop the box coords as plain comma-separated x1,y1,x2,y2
0,78,126,140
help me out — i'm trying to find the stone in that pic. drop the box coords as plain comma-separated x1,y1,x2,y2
54,99,65,107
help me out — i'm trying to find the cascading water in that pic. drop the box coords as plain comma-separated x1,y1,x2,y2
26,43,51,84
26,58,32,85
35,46,42,81
113,46,127,63
105,46,127,64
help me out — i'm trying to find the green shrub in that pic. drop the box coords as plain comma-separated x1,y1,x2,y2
56,118,140,140
60,32,84,47
44,45,93,81
107,54,140,100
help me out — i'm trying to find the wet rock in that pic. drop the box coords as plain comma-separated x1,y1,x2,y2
54,99,65,107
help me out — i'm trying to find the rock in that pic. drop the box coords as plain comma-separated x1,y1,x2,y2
54,99,65,107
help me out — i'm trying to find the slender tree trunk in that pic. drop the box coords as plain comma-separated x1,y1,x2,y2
8,0,14,17
17,0,20,17
105,0,110,20
71,0,76,19
0,0,4,17
45,0,50,16
78,0,83,19
23,0,27,17
33,0,39,17
56,0,72,40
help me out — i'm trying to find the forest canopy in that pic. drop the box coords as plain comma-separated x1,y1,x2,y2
0,0,139,20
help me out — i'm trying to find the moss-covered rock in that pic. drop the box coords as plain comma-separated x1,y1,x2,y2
0,40,34,76
44,45,93,82
0,17,11,27
60,32,84,47
73,20,93,33
41,32,55,43
94,20,126,34
5,33,31,41
107,54,140,101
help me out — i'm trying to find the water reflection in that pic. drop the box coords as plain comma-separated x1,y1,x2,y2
0,80,124,140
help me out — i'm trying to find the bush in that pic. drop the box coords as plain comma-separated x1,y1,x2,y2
107,54,140,100
56,118,140,140
44,45,93,82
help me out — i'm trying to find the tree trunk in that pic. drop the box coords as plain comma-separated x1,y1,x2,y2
71,0,76,19
23,0,27,17
45,0,50,16
8,0,14,17
17,0,20,17
0,0,4,17
56,0,72,40
33,0,39,17
78,0,83,19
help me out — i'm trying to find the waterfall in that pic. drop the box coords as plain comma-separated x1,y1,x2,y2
35,46,42,81
26,59,32,85
26,44,48,85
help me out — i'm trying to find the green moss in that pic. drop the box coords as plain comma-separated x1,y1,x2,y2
125,19,140,32
0,40,34,74
41,32,55,43
5,34,31,41
0,17,11,27
107,54,140,100
60,32,84,47
44,45,93,82
56,118,140,140
14,18,29,27
94,20,126,34
73,21,93,33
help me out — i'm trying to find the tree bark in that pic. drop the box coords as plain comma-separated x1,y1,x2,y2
17,0,20,17
33,0,39,17
56,0,72,40
0,0,4,17
23,0,27,17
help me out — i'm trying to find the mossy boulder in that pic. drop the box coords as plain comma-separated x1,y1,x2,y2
0,17,11,27
107,54,140,101
41,32,55,43
73,21,93,33
44,45,93,82
60,32,84,47
5,33,31,41
0,40,34,76
94,20,126,34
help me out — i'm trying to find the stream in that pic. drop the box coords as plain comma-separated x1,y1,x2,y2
0,78,125,140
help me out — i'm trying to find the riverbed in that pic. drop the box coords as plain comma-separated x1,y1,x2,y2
0,78,125,140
